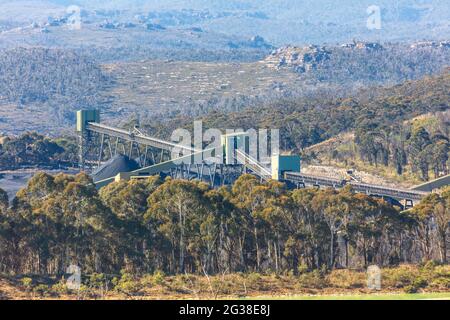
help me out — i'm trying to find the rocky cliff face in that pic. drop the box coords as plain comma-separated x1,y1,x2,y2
340,41,384,51
263,45,331,73
263,42,389,73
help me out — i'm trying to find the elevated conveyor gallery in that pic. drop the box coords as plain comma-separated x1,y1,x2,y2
76,110,447,207
411,174,450,192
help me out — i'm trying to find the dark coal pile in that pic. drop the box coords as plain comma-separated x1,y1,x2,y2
91,155,140,182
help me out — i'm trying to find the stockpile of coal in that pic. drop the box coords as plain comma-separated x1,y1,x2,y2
91,155,140,182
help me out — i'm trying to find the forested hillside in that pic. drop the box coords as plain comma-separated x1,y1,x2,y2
1,68,447,183
0,48,112,124
139,70,449,182
268,44,450,87
0,43,448,135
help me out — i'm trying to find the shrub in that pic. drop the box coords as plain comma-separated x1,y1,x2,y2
327,269,365,289
114,271,143,296
429,277,450,290
141,270,167,288
421,260,438,270
51,280,69,295
88,273,110,293
21,277,33,291
297,264,309,275
245,273,262,290
297,270,329,289
152,270,166,286
429,265,450,278
403,277,428,294
383,265,419,288
33,284,49,297
428,265,450,290
168,274,195,293
404,285,418,294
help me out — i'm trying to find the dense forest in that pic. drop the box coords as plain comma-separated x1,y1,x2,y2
0,173,448,276
0,133,77,170
1,44,449,130
142,70,450,148
354,113,449,180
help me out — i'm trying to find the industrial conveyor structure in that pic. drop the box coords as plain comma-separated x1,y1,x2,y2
77,110,196,169
76,110,441,208
283,172,428,208
76,110,280,189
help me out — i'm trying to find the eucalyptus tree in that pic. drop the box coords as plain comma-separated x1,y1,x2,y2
201,188,235,274
146,178,209,274
100,176,161,272
290,188,328,270
0,188,12,273
0,188,7,214
412,188,450,263
7,172,120,274
231,175,284,271
311,188,346,269
439,187,450,263
348,193,396,267
260,188,292,273
216,185,251,272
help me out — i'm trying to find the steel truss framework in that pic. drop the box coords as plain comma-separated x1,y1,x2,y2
79,130,174,170
168,163,256,187
284,172,427,209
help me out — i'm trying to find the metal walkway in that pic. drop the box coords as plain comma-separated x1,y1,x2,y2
284,172,429,202
411,174,450,192
87,122,196,154
236,149,272,181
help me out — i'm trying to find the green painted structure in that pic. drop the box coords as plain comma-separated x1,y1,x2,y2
271,155,301,180
76,110,100,132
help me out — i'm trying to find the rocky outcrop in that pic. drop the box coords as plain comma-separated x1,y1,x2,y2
263,45,331,73
341,41,384,51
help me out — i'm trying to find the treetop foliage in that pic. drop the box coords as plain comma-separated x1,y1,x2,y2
0,132,77,170
0,173,448,276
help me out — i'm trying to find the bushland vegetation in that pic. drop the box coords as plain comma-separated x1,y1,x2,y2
0,173,448,277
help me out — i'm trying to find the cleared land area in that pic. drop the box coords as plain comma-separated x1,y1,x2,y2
101,60,303,122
